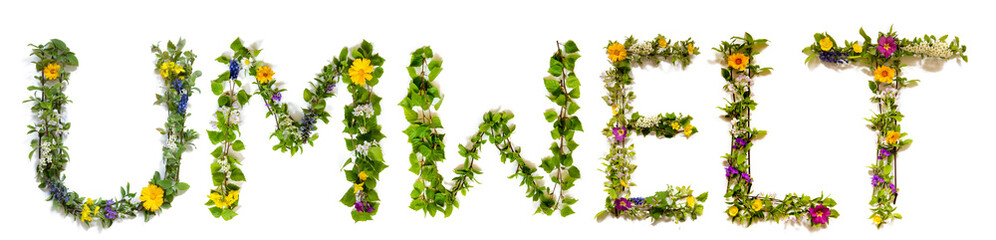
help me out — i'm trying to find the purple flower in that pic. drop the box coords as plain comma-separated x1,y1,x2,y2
103,200,118,220
889,183,897,194
871,175,884,186
325,82,336,94
272,92,282,102
725,166,739,178
734,138,748,149
354,201,374,213
809,204,831,225
877,36,897,58
613,197,633,212
629,197,645,206
612,127,626,142
878,148,892,159
741,172,752,183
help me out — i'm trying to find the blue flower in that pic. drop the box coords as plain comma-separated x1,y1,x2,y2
228,59,241,80
629,197,645,206
819,50,849,64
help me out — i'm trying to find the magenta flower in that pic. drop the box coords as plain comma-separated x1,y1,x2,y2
725,165,739,178
877,36,897,58
612,127,626,142
889,183,897,194
614,197,633,212
809,204,831,225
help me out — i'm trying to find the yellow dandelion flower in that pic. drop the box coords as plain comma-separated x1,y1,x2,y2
874,66,895,84
853,43,863,53
751,199,763,211
255,65,275,84
348,58,374,86
686,196,696,208
727,53,749,71
607,42,627,62
885,131,901,144
683,125,693,137
819,37,834,51
728,206,739,217
43,63,61,80
139,184,165,212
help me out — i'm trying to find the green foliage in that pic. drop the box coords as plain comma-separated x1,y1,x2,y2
803,28,967,228
26,38,199,228
719,33,836,228
205,38,254,221
340,40,388,222
599,35,706,223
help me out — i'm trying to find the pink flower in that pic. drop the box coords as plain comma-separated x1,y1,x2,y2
877,36,897,58
809,204,831,225
612,127,626,142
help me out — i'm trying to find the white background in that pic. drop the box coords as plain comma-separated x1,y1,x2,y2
1,0,992,239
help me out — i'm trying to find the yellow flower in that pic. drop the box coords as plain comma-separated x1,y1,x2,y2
348,58,374,86
354,182,365,193
727,206,739,217
683,125,693,137
255,65,275,84
80,198,94,222
874,66,895,83
225,190,240,203
727,53,749,71
658,38,668,48
686,196,696,208
43,63,61,80
885,131,901,144
140,184,165,212
819,37,833,51
612,105,618,115
853,43,863,53
621,180,629,189
358,171,369,181
687,43,694,54
751,199,763,211
873,214,883,225
208,192,230,208
607,42,627,62
670,122,680,130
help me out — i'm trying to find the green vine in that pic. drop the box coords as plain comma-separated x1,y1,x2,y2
596,35,707,223
719,33,837,228
27,38,198,227
802,27,967,228
338,40,388,222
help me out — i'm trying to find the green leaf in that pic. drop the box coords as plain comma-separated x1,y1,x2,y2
566,75,580,88
211,82,223,95
548,58,563,76
232,140,245,151
177,182,190,191
563,40,579,54
221,208,238,221
543,76,559,93
543,109,558,123
209,207,223,218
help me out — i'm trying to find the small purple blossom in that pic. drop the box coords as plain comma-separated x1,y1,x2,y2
872,175,884,186
614,197,633,212
612,127,626,142
353,201,374,213
629,197,645,206
889,183,897,194
734,138,748,149
272,92,282,102
325,82,337,94
725,165,739,178
740,172,752,183
878,148,892,159
103,200,118,220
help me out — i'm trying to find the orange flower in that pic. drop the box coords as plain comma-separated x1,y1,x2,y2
607,42,627,62
727,53,749,71
256,65,275,84
874,66,895,83
43,63,60,80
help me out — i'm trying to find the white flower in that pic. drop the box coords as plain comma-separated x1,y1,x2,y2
902,41,953,58
354,140,379,157
353,104,375,118
635,115,660,128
